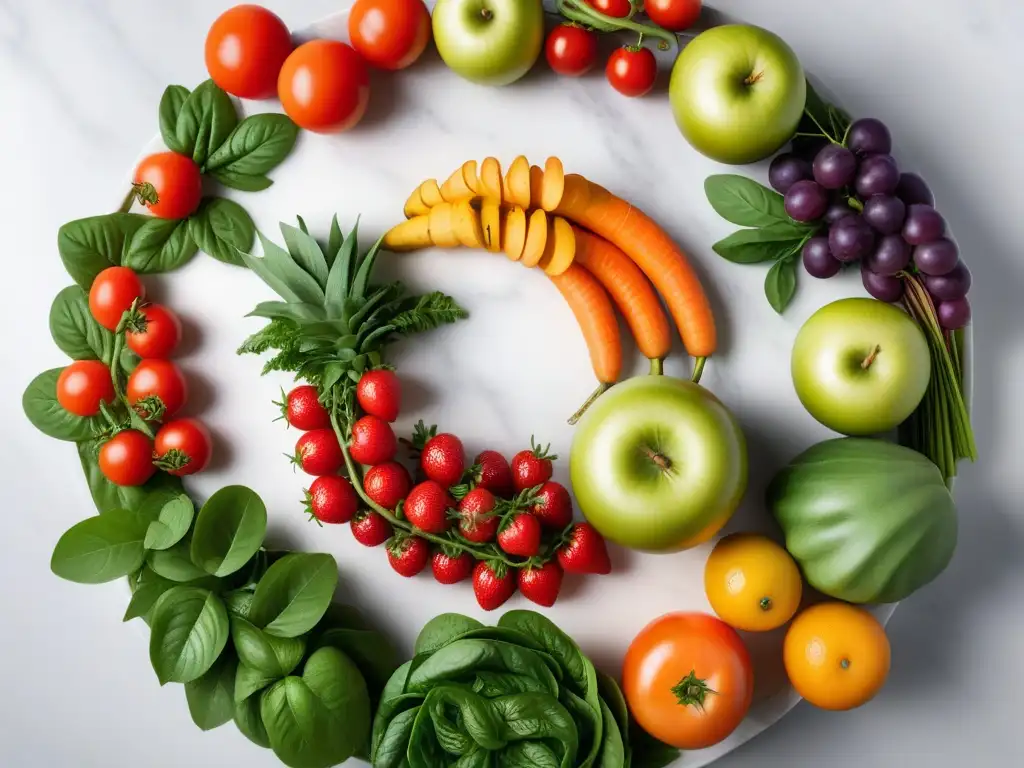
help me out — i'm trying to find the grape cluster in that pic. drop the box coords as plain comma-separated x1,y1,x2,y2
769,118,971,330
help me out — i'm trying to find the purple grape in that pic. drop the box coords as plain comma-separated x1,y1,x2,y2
854,154,900,198
864,234,911,275
895,172,934,206
828,215,875,262
847,118,893,156
802,236,841,278
769,153,812,194
937,297,971,330
913,238,959,276
902,204,946,245
824,199,856,225
784,180,828,222
923,261,971,301
862,194,907,234
812,145,858,189
862,265,905,302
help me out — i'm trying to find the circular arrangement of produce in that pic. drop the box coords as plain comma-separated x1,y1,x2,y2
24,2,974,767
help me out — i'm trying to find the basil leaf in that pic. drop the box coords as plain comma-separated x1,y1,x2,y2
224,588,255,620
189,485,268,577
77,442,183,514
414,613,484,656
704,174,789,227
209,169,274,192
50,509,149,583
204,113,299,175
231,616,306,677
188,197,255,267
49,285,114,361
57,213,148,288
235,662,279,703
122,217,198,273
234,695,271,748
175,79,238,168
149,586,230,685
185,649,238,731
248,553,339,638
314,627,400,699
124,568,177,623
147,538,209,583
159,84,191,154
22,368,105,442
765,257,799,314
280,223,330,289
712,225,807,264
144,493,195,551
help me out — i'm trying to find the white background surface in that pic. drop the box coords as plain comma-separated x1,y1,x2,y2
0,0,1021,766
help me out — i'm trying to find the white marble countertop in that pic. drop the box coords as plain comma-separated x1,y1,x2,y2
0,0,1022,766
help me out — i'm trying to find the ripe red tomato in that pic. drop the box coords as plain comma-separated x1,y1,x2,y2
125,304,182,359
153,418,212,476
589,0,632,18
89,266,145,331
545,24,598,77
56,361,115,417
606,46,658,97
349,0,431,71
99,430,156,487
133,152,203,220
645,0,702,32
205,4,294,99
126,360,187,421
278,40,370,133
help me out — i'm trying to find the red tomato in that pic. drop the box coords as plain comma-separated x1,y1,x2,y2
99,430,156,487
125,304,182,359
126,360,187,421
89,266,145,331
205,4,294,99
589,0,633,18
349,0,431,71
606,46,657,97
545,24,598,77
278,40,370,133
133,152,203,220
56,361,115,417
645,0,702,32
154,418,213,476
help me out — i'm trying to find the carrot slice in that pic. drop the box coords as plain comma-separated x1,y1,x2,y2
502,206,528,261
383,216,431,252
480,157,503,202
541,157,565,212
440,168,474,202
548,263,621,386
403,187,430,219
520,209,549,268
462,160,482,194
480,199,502,252
539,217,576,276
420,179,444,207
452,198,484,248
428,202,460,248
506,156,531,209
529,165,544,209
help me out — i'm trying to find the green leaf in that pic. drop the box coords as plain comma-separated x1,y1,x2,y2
48,285,114,362
704,174,789,228
391,292,468,336
144,493,195,551
188,197,255,267
629,722,680,768
122,217,198,273
595,699,626,768
124,568,177,622
185,649,238,731
280,222,330,289
50,509,149,583
247,301,326,323
209,169,274,192
413,613,484,656
326,219,359,300
254,232,327,305
149,586,230,685
205,113,299,175
22,368,105,442
235,695,271,749
765,257,799,314
159,85,191,154
314,627,399,701
175,79,238,168
57,213,148,288
77,443,183,514
497,610,594,700
231,616,307,677
712,224,808,265
190,485,268,577
326,215,343,267
248,553,339,638
235,662,279,703
351,236,384,301
147,538,209,582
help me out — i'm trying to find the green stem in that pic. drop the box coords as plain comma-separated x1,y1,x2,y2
109,302,155,439
557,0,678,51
118,186,136,214
649,357,664,376
847,196,864,212
691,356,706,384
568,382,610,426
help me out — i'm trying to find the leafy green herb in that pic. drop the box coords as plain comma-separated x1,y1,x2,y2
76,443,182,514
49,285,114,362
209,170,274,192
122,217,198,273
234,662,279,703
175,79,238,169
147,538,211,583
123,568,178,623
57,213,146,288
231,616,306,677
705,174,791,227
158,84,191,154
188,197,256,266
205,113,299,183
247,553,338,638
149,586,230,685
712,223,809,265
190,485,267,577
185,649,238,731
143,493,194,551
234,695,272,748
50,509,149,583
765,257,800,314
22,368,105,442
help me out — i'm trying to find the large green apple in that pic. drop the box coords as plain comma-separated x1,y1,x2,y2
791,298,931,436
570,376,748,553
431,0,544,86
669,24,806,164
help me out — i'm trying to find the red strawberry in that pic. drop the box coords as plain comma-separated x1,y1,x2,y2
292,428,343,476
357,369,401,422
349,415,397,466
511,437,557,492
351,510,393,547
456,488,500,543
403,480,454,534
363,462,412,510
431,549,474,585
497,513,542,557
531,481,573,529
304,476,358,525
421,433,466,487
473,561,517,611
557,523,612,575
518,561,564,607
386,535,430,577
278,385,331,430
471,450,514,497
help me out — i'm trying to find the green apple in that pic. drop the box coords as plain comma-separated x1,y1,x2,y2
431,0,544,86
570,376,748,553
791,298,931,436
669,24,806,164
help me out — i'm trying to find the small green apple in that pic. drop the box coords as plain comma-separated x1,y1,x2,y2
669,24,806,164
791,298,931,436
431,0,544,86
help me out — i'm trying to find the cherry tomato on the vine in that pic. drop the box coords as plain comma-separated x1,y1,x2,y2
99,430,156,487
126,359,188,421
349,0,431,71
588,0,632,18
56,360,115,417
205,4,294,99
154,418,213,476
133,152,203,220
645,0,702,32
89,266,145,331
606,45,658,97
125,304,182,359
545,24,599,77
278,40,370,133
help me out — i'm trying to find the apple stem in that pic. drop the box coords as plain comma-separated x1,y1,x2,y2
861,345,880,369
691,356,706,384
568,382,610,426
643,446,672,472
649,357,664,376
479,7,493,20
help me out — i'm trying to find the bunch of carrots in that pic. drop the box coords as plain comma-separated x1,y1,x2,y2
384,156,716,421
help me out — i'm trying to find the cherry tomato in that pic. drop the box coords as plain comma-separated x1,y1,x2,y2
56,361,116,417
606,46,658,97
205,4,293,99
126,359,187,421
588,0,632,18
349,0,431,71
622,612,753,750
133,152,203,220
278,40,370,133
99,430,156,487
89,266,145,331
125,304,182,359
645,0,702,31
545,24,599,77
154,418,213,476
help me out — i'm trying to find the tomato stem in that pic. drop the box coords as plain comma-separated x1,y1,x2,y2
670,669,717,710
568,382,610,426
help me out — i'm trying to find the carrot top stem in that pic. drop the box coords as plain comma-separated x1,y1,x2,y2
691,357,706,384
568,382,611,426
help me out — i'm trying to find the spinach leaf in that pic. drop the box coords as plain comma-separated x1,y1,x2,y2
230,615,306,677
143,493,194,551
712,224,809,265
595,672,629,742
149,586,229,685
185,649,238,731
23,368,105,441
146,538,209,583
500,742,563,768
497,611,592,700
765,257,799,314
190,485,267,577
48,285,114,361
414,613,484,656
704,174,789,228
122,217,198,273
314,627,400,701
373,705,420,768
204,113,299,176
57,213,147,288
175,79,238,168
247,552,338,638
78,442,183,514
210,169,274,192
123,568,177,623
234,694,271,749
595,700,626,768
188,197,256,266
472,671,553,697
560,688,602,768
50,508,149,583
234,662,279,703
158,84,191,154
407,639,559,698
489,693,578,764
